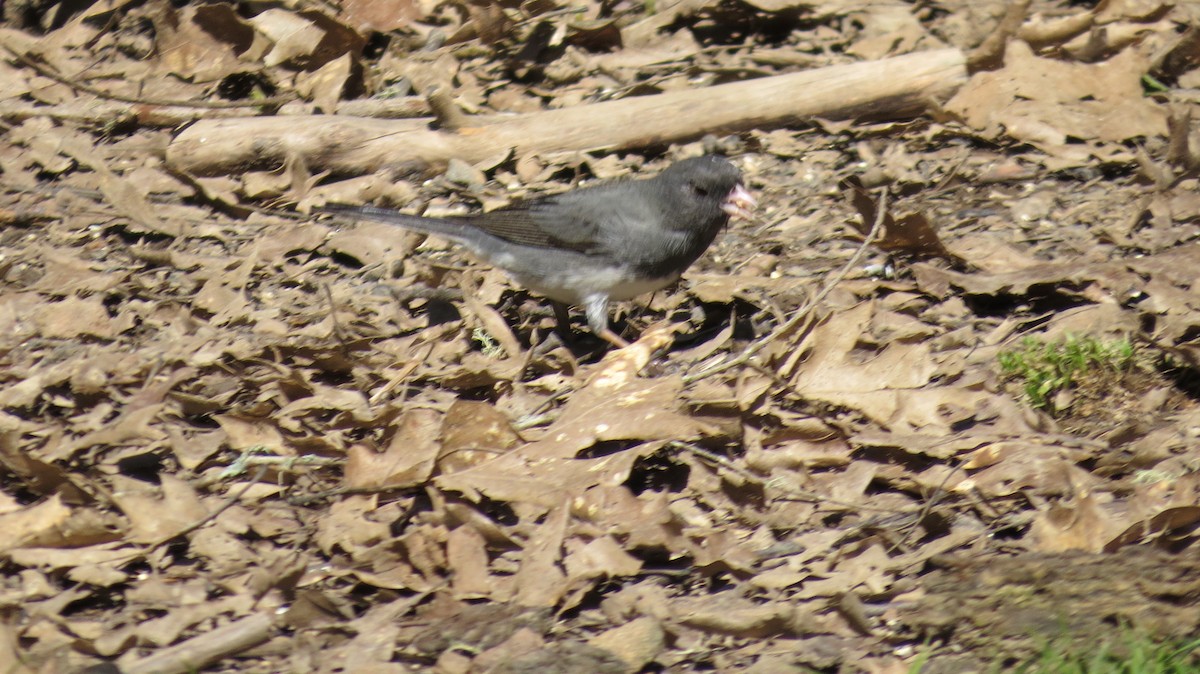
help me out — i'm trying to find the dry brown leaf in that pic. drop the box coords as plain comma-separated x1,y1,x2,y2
586,616,665,671
339,0,420,33
134,595,252,647
0,495,71,554
32,248,124,294
438,400,522,474
0,434,89,501
436,327,710,506
786,303,952,430
345,409,441,489
1105,506,1200,552
152,3,254,81
214,415,287,453
961,447,1100,499
297,53,354,113
799,543,893,598
20,507,123,549
1030,493,1125,553
32,295,115,339
278,383,373,422
573,486,680,550
313,496,393,557
0,293,43,347
946,41,1167,153
326,219,420,263
513,504,569,608
846,3,943,60
747,437,852,471
8,542,129,569
114,474,208,544
60,403,165,460
61,138,177,236
250,9,326,68
461,291,523,361
563,535,643,582
844,178,958,260
524,378,708,461
911,258,1109,298
447,525,493,599
674,594,798,638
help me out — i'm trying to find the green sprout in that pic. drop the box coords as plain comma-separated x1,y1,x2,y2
998,334,1135,410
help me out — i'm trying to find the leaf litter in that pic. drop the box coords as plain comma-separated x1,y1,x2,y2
1,0,1200,672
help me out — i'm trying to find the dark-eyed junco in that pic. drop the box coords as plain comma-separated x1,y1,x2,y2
323,155,755,347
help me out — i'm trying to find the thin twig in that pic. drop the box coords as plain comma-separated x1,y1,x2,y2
683,186,890,384
322,282,350,347
671,441,908,513
287,482,422,507
889,464,962,553
123,612,277,674
513,6,588,26
513,387,574,430
117,464,270,563
3,44,296,109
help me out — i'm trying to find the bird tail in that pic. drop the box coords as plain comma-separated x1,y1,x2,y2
320,203,468,241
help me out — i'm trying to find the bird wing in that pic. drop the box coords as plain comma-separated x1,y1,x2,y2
324,181,652,256
464,188,623,254
320,201,591,250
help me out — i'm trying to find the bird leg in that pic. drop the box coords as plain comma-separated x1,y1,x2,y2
584,294,629,348
598,328,630,349
552,301,573,334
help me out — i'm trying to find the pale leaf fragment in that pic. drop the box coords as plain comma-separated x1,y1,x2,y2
0,495,71,554
114,474,208,544
345,409,441,489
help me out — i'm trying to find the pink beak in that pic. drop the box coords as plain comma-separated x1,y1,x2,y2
721,183,756,220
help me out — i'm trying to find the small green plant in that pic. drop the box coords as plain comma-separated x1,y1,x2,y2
908,633,1200,673
472,326,506,359
998,334,1135,410
1013,632,1200,673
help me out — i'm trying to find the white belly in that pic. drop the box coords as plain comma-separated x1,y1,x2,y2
514,267,679,305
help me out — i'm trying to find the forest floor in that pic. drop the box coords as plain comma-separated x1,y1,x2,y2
2,0,1200,672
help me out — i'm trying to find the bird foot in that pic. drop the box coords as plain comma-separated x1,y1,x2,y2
598,329,630,349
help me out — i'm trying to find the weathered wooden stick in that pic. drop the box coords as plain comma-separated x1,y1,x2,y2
122,613,274,674
166,48,967,176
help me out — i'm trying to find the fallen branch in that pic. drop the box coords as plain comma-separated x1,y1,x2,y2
166,48,967,176
122,613,275,674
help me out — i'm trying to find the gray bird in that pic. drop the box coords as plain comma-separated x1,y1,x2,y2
323,155,755,347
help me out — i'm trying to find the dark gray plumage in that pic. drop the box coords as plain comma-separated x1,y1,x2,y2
324,155,755,347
